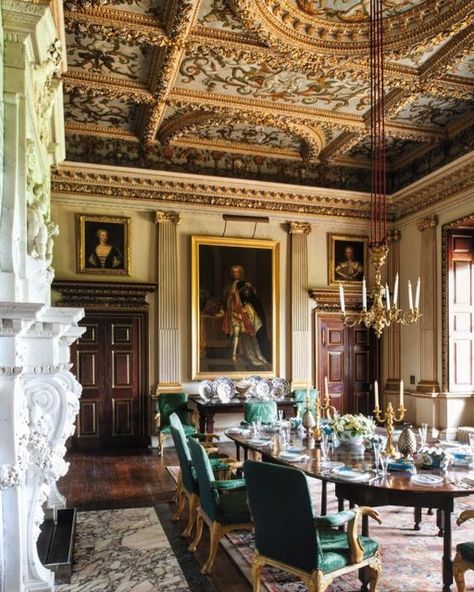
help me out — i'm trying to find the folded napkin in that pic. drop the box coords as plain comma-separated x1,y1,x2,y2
247,439,272,448
388,459,415,473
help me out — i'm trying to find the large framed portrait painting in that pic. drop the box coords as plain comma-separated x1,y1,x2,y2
328,233,368,287
192,236,279,379
76,214,130,275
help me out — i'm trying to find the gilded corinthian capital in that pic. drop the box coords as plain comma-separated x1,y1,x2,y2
154,211,181,224
288,221,311,235
416,215,438,232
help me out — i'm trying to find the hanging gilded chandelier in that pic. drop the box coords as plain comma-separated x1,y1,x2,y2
338,0,421,338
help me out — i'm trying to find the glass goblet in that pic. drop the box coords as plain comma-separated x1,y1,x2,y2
380,452,391,477
468,434,474,470
372,440,382,474
320,433,330,465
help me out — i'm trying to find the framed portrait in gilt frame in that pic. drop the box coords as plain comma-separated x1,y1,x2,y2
192,235,280,380
328,233,368,287
76,214,130,275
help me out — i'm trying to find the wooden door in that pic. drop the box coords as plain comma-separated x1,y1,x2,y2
317,314,375,415
71,311,148,449
448,230,474,391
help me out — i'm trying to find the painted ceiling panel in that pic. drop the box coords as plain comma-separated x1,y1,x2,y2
64,93,138,130
182,123,302,151
177,47,370,114
197,0,251,35
292,0,427,22
348,136,423,163
107,0,165,18
451,54,474,79
393,36,452,69
392,94,474,127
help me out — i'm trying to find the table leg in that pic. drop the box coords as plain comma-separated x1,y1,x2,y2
337,497,345,532
442,508,453,592
206,411,215,435
437,509,445,537
198,411,206,434
414,506,422,531
321,481,327,515
235,443,241,461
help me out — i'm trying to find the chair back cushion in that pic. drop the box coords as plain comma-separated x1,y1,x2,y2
188,437,218,521
244,400,277,424
244,460,318,573
293,389,319,415
169,418,198,494
159,392,188,428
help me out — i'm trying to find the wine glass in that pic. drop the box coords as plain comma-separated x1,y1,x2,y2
468,434,474,470
320,433,330,465
418,423,428,448
278,409,284,422
380,452,391,477
372,440,382,474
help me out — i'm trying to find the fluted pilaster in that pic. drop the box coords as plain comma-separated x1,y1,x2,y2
288,222,312,389
417,215,440,392
385,229,401,391
155,211,181,391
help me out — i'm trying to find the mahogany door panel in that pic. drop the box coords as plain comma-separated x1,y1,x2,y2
317,314,375,415
71,312,147,450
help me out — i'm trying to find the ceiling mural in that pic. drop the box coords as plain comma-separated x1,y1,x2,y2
66,33,152,82
59,0,474,197
182,123,302,151
393,95,474,128
177,47,369,113
294,0,425,22
64,92,138,130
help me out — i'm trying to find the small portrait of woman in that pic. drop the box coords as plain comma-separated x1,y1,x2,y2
77,214,130,275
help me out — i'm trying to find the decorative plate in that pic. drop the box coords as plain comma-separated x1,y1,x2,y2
411,474,444,486
214,377,235,403
271,385,285,400
198,380,214,401
247,375,263,385
255,379,272,399
272,378,290,397
331,467,372,481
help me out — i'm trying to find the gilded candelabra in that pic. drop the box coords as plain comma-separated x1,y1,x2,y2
374,401,406,457
340,244,422,338
319,392,337,420
312,397,322,442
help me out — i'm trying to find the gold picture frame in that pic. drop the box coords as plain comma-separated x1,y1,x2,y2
328,233,368,287
192,235,280,380
76,214,131,275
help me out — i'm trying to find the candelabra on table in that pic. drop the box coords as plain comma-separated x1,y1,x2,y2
373,401,406,457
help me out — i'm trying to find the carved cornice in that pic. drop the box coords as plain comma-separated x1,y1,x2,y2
288,222,311,235
53,280,157,309
63,72,154,104
392,152,474,219
309,288,362,312
51,163,372,219
65,122,138,141
417,215,439,232
154,211,181,224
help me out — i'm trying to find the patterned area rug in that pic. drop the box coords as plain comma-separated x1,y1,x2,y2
224,478,474,592
56,507,198,592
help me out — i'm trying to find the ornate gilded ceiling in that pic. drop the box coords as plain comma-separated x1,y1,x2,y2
62,0,474,193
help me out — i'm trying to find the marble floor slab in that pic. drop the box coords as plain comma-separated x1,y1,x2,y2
57,507,191,592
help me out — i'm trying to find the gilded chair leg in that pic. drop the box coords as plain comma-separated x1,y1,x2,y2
202,522,221,574
453,552,468,592
308,570,328,592
183,494,198,537
368,554,382,591
172,471,182,505
158,433,165,456
173,487,186,521
188,510,204,552
252,553,264,592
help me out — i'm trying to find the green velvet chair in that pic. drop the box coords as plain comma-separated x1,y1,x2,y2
169,413,232,537
454,509,474,591
244,400,277,425
155,392,197,454
244,460,383,592
188,437,252,574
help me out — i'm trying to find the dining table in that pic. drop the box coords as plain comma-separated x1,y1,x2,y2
226,429,474,592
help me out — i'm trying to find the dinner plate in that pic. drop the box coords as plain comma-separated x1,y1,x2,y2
320,461,344,470
331,467,372,481
247,439,272,448
198,379,214,401
278,451,307,463
410,474,444,486
226,427,244,435
214,377,235,402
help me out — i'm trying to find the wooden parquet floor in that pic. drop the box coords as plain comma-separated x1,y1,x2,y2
58,444,251,592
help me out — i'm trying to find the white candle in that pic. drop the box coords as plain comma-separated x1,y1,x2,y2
325,376,329,398
374,380,379,409
408,280,413,311
415,277,421,310
339,283,346,313
362,277,367,311
393,272,399,307
385,283,390,310
400,379,404,408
